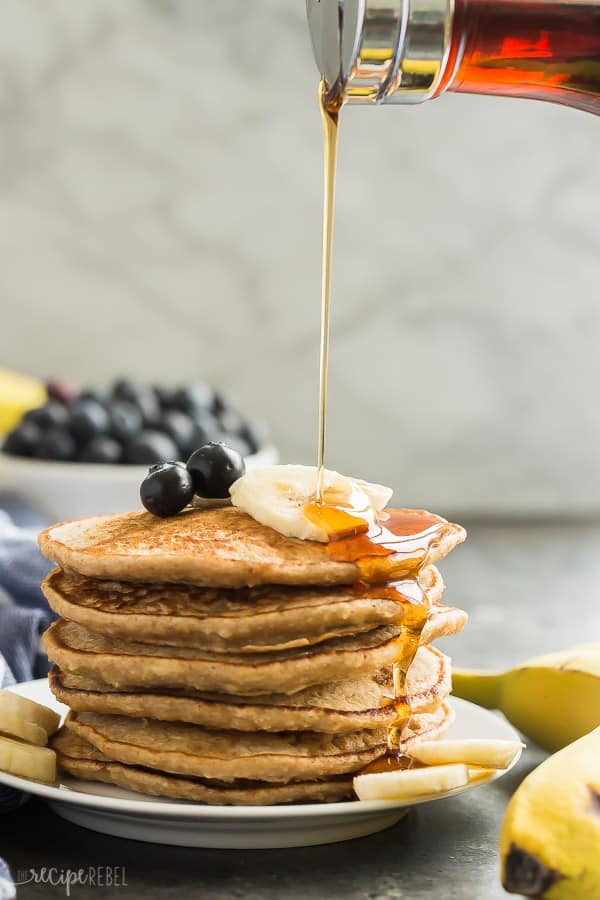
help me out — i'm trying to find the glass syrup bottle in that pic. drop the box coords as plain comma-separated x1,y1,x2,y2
307,0,600,114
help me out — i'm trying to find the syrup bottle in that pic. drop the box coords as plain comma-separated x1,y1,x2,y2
307,0,600,115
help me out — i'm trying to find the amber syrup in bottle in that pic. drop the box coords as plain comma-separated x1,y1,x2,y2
439,0,600,113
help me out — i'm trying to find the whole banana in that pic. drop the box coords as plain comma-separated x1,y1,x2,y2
501,726,600,898
452,644,600,752
0,367,46,433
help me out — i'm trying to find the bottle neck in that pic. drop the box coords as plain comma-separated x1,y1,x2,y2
436,0,600,115
307,0,600,114
307,0,455,106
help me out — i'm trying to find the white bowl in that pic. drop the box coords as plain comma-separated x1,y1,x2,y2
0,445,278,522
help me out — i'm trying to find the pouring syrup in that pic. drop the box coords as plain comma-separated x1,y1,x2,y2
310,81,439,758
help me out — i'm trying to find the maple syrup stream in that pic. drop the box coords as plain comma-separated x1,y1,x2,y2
316,80,341,501
310,83,444,767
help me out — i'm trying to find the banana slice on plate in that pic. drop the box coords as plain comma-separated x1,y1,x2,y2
0,735,56,783
0,691,61,745
230,465,393,542
0,712,47,747
409,739,523,770
468,767,499,783
354,763,470,801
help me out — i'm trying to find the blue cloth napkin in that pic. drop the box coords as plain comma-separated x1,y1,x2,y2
0,496,54,894
0,502,54,683
0,858,15,900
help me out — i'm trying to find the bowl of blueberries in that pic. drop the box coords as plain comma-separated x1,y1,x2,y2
0,376,277,520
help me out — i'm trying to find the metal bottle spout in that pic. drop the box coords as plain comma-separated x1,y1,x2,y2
306,0,454,105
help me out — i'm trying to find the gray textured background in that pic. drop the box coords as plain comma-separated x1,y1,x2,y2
2,0,599,515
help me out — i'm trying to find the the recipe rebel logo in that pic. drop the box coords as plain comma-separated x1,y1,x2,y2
15,866,128,896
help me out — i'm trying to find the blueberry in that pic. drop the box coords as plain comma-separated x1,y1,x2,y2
218,406,245,436
24,401,69,430
157,410,195,456
172,383,215,417
153,385,177,410
149,460,186,473
112,377,143,404
188,414,220,449
126,430,180,466
186,442,246,498
79,436,123,464
140,462,194,518
3,421,42,457
239,418,270,454
112,378,159,427
211,390,238,418
109,401,143,444
211,391,226,417
34,427,77,461
136,390,161,428
213,432,251,458
68,400,110,446
79,388,109,407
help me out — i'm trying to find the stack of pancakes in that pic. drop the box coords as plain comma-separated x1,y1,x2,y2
39,506,466,805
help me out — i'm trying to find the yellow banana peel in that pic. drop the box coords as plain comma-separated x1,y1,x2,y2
452,643,600,752
501,726,600,898
0,368,46,434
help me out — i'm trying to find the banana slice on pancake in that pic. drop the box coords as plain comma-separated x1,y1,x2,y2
230,464,392,542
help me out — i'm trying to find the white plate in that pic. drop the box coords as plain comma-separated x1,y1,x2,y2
0,445,278,520
0,680,521,849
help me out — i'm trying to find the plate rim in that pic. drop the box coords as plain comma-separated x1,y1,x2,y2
0,681,522,820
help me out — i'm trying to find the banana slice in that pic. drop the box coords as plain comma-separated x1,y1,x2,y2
409,739,523,770
0,691,61,742
0,714,47,747
230,465,393,542
354,763,469,801
468,767,498,783
0,735,56,783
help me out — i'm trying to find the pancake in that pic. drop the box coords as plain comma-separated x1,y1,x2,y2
401,702,456,745
38,506,466,588
65,712,388,782
421,603,468,644
49,645,452,733
42,565,444,651
52,729,354,805
61,701,453,789
43,620,406,696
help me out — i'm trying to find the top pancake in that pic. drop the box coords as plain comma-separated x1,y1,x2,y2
39,506,466,588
